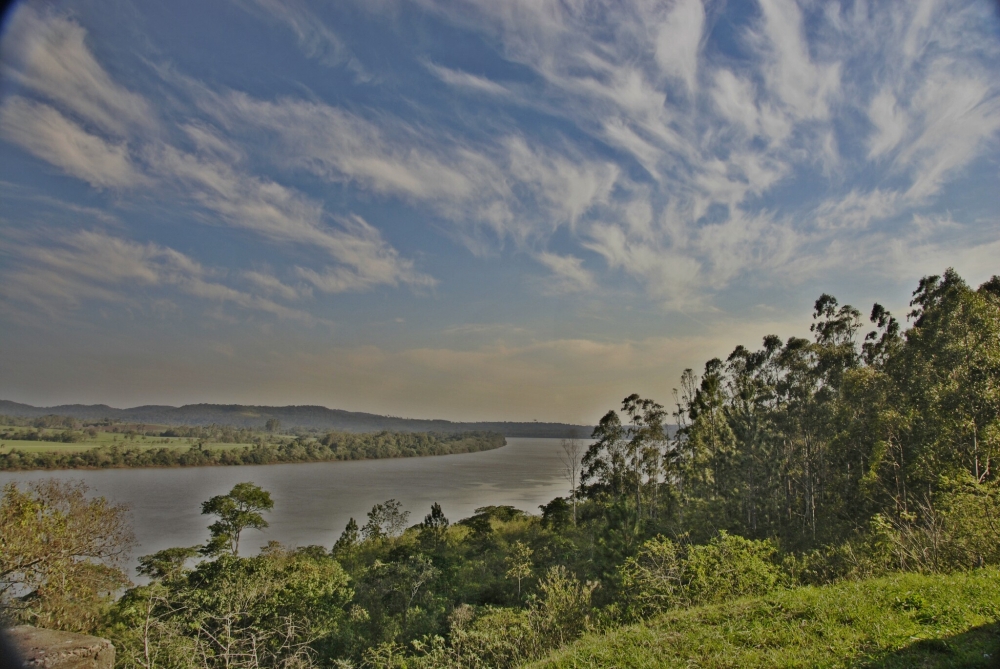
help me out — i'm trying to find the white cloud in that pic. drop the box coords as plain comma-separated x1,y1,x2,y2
146,146,437,292
191,89,629,250
5,0,999,321
1,230,314,322
751,0,841,122
1,6,155,136
504,136,619,233
900,70,1000,200
536,252,596,294
653,0,705,94
293,215,438,293
813,189,900,230
411,0,999,307
0,97,142,189
242,270,308,301
0,11,435,301
425,62,510,96
867,90,908,159
203,93,486,203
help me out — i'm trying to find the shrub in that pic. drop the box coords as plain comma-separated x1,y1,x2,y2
406,567,598,669
620,531,783,616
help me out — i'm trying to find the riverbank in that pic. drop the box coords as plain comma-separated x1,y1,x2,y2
0,430,505,471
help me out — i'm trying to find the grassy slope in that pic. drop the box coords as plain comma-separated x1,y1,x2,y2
531,570,1000,669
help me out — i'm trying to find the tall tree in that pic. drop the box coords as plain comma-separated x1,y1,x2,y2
559,435,583,525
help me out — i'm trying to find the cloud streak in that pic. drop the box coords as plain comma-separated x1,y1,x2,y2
0,230,315,322
1,6,155,136
0,97,141,188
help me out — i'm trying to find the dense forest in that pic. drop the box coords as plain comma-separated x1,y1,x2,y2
0,430,505,471
2,269,998,668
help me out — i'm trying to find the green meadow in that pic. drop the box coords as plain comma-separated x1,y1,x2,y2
532,569,1000,669
0,427,252,454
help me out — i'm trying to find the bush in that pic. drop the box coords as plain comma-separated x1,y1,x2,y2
620,531,784,616
405,566,598,669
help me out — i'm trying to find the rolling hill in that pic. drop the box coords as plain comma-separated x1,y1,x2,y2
0,400,593,438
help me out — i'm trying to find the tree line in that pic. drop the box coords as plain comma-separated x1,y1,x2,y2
0,431,505,471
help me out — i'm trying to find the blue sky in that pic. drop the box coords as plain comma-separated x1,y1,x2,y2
1,0,999,423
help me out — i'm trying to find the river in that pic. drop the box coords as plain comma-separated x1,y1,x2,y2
0,438,581,575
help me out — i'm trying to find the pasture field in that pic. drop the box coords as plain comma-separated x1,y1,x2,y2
0,427,254,454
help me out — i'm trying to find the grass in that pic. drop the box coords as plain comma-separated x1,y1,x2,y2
530,569,1000,668
0,434,252,454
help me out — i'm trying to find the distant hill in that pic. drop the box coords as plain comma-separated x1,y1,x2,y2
0,400,594,438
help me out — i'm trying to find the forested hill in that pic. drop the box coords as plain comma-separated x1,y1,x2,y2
0,400,592,438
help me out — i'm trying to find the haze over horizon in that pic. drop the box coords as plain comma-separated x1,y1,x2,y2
1,0,999,424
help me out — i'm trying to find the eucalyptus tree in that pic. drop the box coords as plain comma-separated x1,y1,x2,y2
723,337,782,538
582,410,628,503
897,271,1000,486
559,437,583,525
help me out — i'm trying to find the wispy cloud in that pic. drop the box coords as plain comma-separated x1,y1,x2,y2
0,230,315,322
2,0,999,322
242,270,309,301
0,9,433,306
292,215,438,293
653,0,705,95
536,252,596,294
192,89,622,249
1,6,155,136
144,145,438,293
404,0,1000,303
233,0,368,76
0,97,142,188
425,62,510,96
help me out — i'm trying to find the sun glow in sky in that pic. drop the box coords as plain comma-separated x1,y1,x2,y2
1,0,999,423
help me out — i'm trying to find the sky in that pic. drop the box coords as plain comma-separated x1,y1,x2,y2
1,0,999,424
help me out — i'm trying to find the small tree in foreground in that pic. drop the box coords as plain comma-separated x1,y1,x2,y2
0,479,134,632
505,541,534,597
200,482,273,556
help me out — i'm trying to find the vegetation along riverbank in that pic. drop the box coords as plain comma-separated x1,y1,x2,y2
0,426,505,471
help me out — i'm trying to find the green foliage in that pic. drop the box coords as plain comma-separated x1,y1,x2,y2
136,547,200,581
362,500,410,543
0,479,134,633
402,566,598,669
107,548,353,669
504,541,533,597
0,430,506,471
531,569,1000,668
200,482,274,556
620,532,783,616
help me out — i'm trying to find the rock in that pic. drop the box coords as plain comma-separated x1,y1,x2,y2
5,626,114,669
